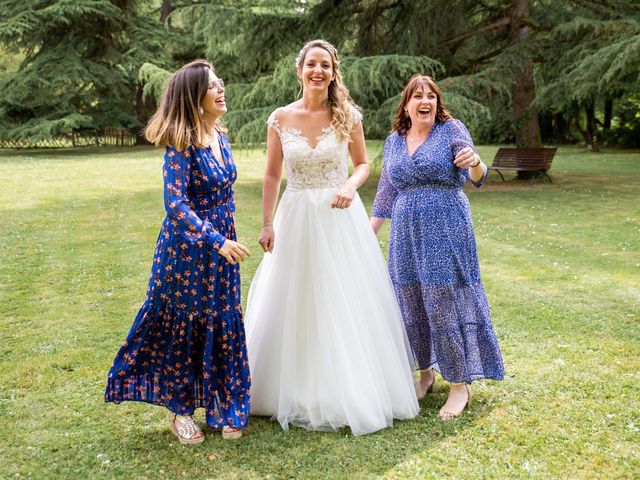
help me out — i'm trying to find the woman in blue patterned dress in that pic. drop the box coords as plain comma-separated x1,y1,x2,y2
371,75,504,420
105,60,251,443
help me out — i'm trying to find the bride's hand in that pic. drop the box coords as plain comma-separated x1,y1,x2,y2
258,225,275,253
331,181,357,209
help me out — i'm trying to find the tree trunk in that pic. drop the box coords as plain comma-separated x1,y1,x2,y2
160,0,173,27
572,108,599,152
134,82,152,145
603,99,613,131
509,0,542,179
551,112,571,144
585,101,599,151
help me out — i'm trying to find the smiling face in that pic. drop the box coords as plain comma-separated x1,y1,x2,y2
201,69,226,119
406,85,438,131
298,46,335,94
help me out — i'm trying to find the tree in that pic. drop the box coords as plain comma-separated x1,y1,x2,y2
164,0,497,142
537,0,640,149
0,0,183,142
2,0,638,148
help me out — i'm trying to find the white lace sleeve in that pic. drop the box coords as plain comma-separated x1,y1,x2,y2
350,105,363,128
267,109,282,136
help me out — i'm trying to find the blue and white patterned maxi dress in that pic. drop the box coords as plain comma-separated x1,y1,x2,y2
105,135,251,429
371,119,504,384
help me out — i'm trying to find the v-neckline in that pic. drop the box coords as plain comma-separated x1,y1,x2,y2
207,132,226,167
285,126,334,150
405,125,435,157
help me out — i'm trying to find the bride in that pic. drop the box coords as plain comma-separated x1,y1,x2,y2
245,39,419,435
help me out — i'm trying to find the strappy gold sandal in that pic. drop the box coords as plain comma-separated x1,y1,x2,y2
221,425,243,440
438,384,472,420
171,414,205,445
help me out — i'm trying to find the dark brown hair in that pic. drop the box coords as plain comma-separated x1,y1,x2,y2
391,74,452,135
145,59,224,151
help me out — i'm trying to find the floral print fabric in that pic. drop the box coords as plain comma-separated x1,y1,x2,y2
105,135,250,428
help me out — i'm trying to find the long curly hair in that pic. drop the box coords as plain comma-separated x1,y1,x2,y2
296,39,359,142
392,74,452,135
145,59,225,151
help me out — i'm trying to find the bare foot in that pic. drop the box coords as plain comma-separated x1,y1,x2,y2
415,369,435,399
438,384,471,420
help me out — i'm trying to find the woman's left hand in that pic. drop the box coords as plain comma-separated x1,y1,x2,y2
331,181,356,209
453,147,479,169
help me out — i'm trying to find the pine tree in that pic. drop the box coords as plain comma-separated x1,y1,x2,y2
0,0,183,142
537,0,640,148
3,0,638,146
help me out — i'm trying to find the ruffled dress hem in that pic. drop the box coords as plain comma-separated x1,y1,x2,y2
105,301,250,429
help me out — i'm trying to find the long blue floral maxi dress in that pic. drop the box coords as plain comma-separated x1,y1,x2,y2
105,135,251,429
371,119,504,384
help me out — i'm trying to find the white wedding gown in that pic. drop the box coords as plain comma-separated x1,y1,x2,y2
245,108,419,436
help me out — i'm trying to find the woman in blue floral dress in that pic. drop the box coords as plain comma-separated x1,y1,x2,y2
371,75,504,420
105,60,251,443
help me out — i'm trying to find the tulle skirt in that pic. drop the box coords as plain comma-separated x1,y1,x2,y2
245,187,419,436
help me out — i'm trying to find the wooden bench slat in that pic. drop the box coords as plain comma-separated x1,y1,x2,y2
490,147,556,183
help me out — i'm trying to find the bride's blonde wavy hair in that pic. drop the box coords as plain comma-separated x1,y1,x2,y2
145,59,225,151
295,39,359,142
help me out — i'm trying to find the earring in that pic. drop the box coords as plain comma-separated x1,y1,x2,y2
199,106,204,115
404,109,409,118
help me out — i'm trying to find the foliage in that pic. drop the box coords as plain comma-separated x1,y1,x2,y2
605,93,640,147
139,63,172,104
538,3,640,109
0,0,187,141
535,1,640,146
175,0,310,82
1,0,639,146
342,55,444,110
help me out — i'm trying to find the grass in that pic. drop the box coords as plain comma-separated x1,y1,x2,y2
0,143,639,479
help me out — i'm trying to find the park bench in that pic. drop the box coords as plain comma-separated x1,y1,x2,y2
488,147,557,184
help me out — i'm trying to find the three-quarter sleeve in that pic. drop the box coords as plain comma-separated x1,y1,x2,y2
371,137,399,219
449,119,487,188
163,146,226,249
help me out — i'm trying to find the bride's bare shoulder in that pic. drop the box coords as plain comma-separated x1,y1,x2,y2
277,102,304,120
270,102,306,130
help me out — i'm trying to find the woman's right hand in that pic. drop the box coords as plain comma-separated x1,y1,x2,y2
217,239,251,265
258,225,275,253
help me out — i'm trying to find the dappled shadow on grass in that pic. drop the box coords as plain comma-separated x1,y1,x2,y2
4,173,637,345
5,153,640,477
0,179,496,476
101,388,492,479
479,173,638,193
0,145,156,160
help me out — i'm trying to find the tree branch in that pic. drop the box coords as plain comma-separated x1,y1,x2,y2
443,16,511,47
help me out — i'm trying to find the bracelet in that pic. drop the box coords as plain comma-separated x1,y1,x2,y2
262,223,273,228
470,156,481,168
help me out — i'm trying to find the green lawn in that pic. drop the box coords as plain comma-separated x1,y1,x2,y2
1,144,639,479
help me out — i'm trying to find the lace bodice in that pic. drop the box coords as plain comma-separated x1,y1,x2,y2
268,107,362,189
